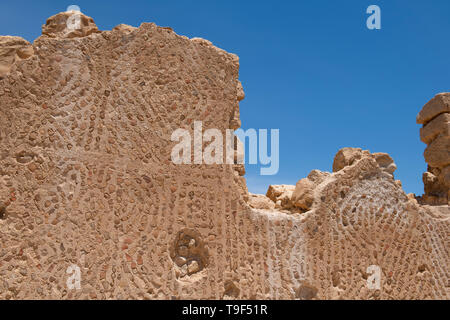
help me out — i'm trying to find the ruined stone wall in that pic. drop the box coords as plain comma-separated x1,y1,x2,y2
0,12,448,300
250,149,449,299
417,93,450,206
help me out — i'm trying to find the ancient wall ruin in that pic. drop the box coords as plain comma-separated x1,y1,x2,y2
0,11,448,300
417,93,450,206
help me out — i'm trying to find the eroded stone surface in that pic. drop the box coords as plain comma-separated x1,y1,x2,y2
42,11,100,39
417,93,450,125
0,11,245,300
248,193,275,210
420,113,450,144
332,147,370,172
266,185,295,210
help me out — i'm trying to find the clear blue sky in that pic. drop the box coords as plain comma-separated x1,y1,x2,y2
1,0,449,195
